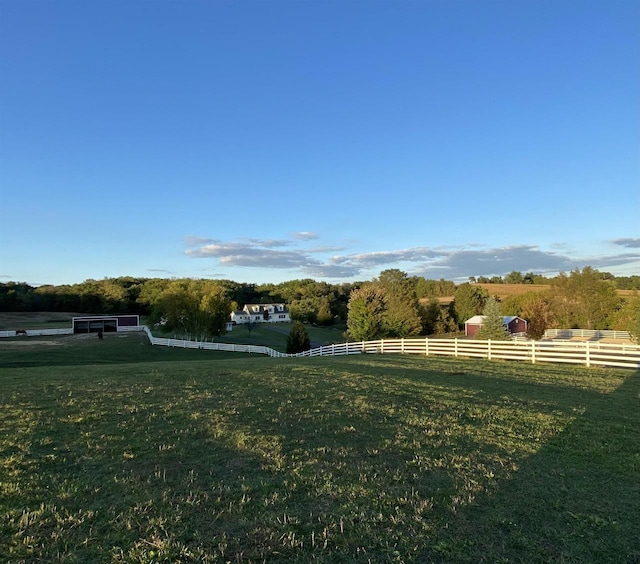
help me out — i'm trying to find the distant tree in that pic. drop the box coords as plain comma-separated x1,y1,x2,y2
286,321,311,354
452,283,489,327
499,294,526,317
522,295,553,340
245,317,257,338
315,297,334,326
549,267,619,329
523,272,548,284
154,280,231,339
612,294,640,343
376,269,422,337
498,290,553,340
419,297,441,335
434,306,459,335
505,271,524,284
0,282,35,311
289,298,318,324
99,279,129,313
346,284,387,341
274,279,343,324
413,277,456,299
476,297,511,340
613,275,640,290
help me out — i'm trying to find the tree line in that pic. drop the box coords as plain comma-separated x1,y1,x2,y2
0,267,638,341
345,267,639,341
469,271,640,289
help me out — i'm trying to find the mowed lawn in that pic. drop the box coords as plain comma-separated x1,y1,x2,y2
0,334,638,563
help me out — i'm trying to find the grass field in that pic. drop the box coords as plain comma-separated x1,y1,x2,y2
210,323,348,352
424,283,636,306
0,311,86,330
1,333,639,562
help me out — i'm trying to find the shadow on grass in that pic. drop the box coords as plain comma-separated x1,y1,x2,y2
0,333,248,368
422,369,640,563
2,351,638,562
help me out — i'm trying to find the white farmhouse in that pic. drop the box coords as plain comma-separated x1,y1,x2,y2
230,303,291,325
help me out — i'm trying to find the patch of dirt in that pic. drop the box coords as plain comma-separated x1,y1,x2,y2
0,339,63,347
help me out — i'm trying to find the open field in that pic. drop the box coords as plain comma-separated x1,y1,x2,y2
423,284,637,306
0,311,86,330
0,314,346,354
212,323,347,352
1,334,638,562
475,283,551,298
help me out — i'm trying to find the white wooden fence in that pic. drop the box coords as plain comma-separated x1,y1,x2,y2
132,326,640,370
0,328,73,338
2,325,638,369
543,328,632,340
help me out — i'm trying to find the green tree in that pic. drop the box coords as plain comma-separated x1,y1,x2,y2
273,279,342,324
433,306,459,335
286,321,311,353
419,297,441,335
612,294,640,343
316,297,334,326
550,267,619,329
523,296,552,340
376,269,422,337
500,291,555,340
476,297,511,340
154,280,231,339
346,284,387,341
452,283,489,327
504,271,524,284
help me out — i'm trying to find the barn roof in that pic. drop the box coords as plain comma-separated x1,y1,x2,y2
465,315,520,325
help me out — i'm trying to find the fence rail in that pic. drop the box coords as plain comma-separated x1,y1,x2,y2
136,326,640,370
0,328,73,338
543,328,632,340
2,325,638,369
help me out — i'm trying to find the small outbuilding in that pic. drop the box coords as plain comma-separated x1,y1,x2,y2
465,315,527,338
72,315,140,334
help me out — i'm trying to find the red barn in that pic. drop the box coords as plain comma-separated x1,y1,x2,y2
465,315,528,337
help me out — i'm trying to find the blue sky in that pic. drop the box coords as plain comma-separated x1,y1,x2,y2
1,0,638,286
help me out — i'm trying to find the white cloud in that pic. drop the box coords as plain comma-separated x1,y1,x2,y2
185,234,640,281
293,231,319,241
185,238,321,269
611,238,640,248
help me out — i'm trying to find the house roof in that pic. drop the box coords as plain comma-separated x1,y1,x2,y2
465,315,521,325
242,303,289,313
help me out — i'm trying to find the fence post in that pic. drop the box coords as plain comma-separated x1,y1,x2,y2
487,339,492,360
401,338,405,354
585,341,590,368
531,341,536,364
380,339,384,354
425,337,429,357
454,338,458,358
